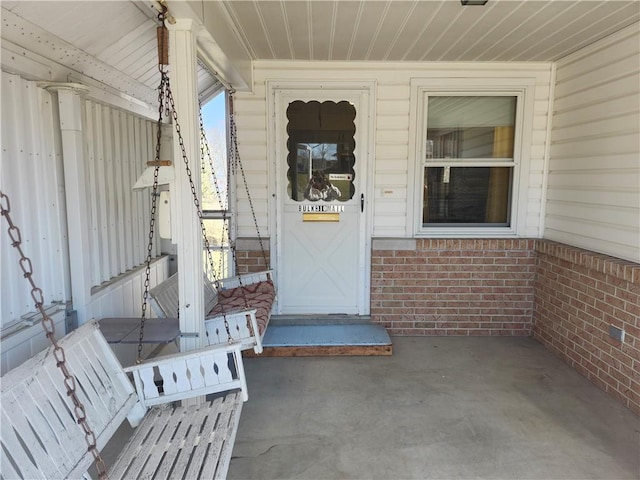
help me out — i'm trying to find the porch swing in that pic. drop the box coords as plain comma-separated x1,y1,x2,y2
147,88,276,355
0,10,248,478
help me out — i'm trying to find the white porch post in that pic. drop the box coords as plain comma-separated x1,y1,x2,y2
168,19,204,352
44,83,92,325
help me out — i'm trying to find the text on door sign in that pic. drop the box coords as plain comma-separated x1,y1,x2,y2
299,205,345,213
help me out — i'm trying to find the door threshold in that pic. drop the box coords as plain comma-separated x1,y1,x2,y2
245,345,392,357
270,314,371,326
244,323,393,357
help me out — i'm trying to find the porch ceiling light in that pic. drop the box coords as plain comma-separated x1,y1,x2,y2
461,0,488,5
133,162,174,190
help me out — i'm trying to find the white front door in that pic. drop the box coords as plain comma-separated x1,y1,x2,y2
273,86,371,315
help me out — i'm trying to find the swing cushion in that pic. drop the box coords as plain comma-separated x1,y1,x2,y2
208,279,276,336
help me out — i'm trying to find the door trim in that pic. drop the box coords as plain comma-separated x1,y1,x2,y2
267,80,375,315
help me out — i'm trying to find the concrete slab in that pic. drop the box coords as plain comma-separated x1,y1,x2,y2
229,336,640,479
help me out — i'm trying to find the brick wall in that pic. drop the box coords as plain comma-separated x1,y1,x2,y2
534,240,640,414
235,238,270,275
371,239,536,336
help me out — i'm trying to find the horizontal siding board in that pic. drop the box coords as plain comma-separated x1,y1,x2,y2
551,112,639,143
376,144,408,160
546,201,639,227
234,114,266,131
244,62,552,238
373,173,408,185
554,73,640,110
544,228,640,264
376,130,409,145
550,132,639,157
555,54,639,98
547,23,640,262
547,152,638,171
374,187,408,198
377,84,410,100
375,161,408,174
237,144,272,160
555,30,640,82
377,99,410,115
552,94,640,128
547,170,638,190
545,215,638,244
547,188,639,209
376,115,410,131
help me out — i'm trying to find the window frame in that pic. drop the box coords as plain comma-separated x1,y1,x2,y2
410,79,535,238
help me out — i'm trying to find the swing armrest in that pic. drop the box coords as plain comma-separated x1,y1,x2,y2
218,269,274,290
205,308,260,349
124,341,248,410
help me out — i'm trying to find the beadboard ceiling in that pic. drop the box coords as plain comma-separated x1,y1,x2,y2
217,0,640,62
1,1,638,102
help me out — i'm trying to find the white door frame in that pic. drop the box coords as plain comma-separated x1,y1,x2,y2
266,80,375,315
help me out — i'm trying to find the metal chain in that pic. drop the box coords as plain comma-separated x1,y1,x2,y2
137,68,167,362
0,191,109,479
198,105,229,278
166,82,233,342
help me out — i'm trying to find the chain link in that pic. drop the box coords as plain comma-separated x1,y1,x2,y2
137,68,166,362
1,191,109,479
199,104,229,278
138,7,170,360
166,83,233,342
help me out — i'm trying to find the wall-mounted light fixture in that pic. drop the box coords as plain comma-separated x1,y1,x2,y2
461,0,488,5
133,123,174,190
133,163,174,190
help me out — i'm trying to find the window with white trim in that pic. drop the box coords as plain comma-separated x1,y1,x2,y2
416,91,524,235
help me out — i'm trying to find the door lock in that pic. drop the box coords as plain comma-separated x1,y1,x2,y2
360,193,364,212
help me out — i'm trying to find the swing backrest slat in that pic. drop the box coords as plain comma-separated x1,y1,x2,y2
0,322,138,479
149,272,219,319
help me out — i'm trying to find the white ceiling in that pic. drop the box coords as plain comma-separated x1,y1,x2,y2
218,0,640,62
2,1,639,104
1,0,222,103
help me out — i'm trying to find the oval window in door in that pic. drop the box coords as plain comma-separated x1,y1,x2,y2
286,100,356,202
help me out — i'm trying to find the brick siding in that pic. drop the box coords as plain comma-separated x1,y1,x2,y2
533,240,640,414
237,236,638,414
371,239,536,336
235,250,271,275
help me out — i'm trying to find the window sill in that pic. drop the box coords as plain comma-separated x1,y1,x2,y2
415,226,519,238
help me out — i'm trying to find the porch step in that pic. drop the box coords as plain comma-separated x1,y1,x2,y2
247,321,393,357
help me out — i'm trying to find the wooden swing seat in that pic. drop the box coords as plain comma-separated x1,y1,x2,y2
0,321,247,480
149,270,276,354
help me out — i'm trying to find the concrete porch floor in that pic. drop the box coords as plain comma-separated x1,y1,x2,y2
228,336,639,479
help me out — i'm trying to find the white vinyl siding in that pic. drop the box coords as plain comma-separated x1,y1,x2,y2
546,24,640,263
1,72,69,333
1,73,164,335
82,99,161,288
231,91,271,238
235,61,553,238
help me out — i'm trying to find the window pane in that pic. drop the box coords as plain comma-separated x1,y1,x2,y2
286,101,356,202
423,167,512,225
426,97,516,159
203,218,232,280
